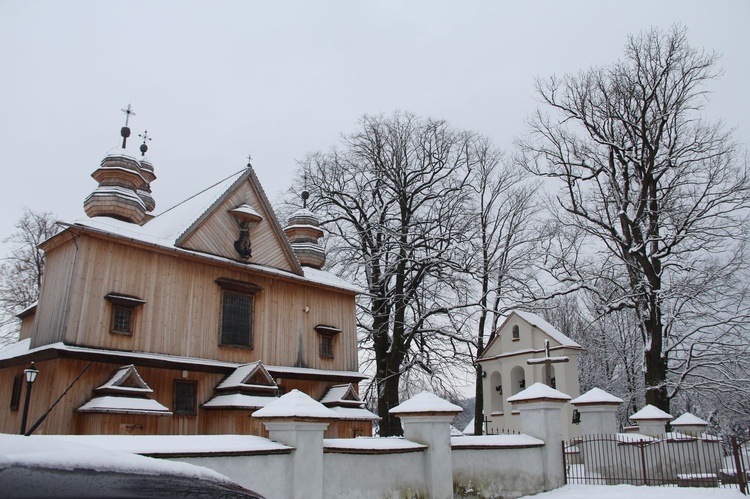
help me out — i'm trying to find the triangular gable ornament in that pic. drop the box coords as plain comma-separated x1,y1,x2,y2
175,168,303,275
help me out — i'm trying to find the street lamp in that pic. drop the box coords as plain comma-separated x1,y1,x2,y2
20,362,39,435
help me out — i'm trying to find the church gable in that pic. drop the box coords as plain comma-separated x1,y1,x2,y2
176,168,303,275
480,310,581,360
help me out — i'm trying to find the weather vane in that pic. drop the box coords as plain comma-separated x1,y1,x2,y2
246,151,253,168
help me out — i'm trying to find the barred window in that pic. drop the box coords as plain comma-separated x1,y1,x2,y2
315,324,341,360
220,292,253,347
320,336,334,358
216,278,261,349
105,293,145,336
112,307,133,335
174,380,197,415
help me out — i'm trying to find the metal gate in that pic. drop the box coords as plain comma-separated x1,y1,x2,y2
562,433,748,493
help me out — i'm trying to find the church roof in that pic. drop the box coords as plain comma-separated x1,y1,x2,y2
49,168,362,295
511,310,582,348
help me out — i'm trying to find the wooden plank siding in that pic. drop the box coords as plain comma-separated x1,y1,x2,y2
36,232,357,372
30,237,79,348
180,183,295,272
0,358,364,436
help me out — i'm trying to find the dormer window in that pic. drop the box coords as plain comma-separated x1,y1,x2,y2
512,324,520,341
105,293,145,336
315,325,342,359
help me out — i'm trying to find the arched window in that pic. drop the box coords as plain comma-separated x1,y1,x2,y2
511,366,526,395
512,324,520,341
490,371,503,413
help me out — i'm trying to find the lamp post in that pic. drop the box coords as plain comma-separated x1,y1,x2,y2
20,362,39,435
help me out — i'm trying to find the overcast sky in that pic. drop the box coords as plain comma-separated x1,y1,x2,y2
1,1,748,254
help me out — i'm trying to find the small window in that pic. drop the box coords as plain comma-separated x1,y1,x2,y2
105,293,145,336
112,306,133,335
9,374,23,411
512,325,520,341
320,336,334,358
216,278,261,348
173,380,197,415
315,324,341,360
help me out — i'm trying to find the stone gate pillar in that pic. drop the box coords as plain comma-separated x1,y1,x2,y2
390,391,462,499
254,389,337,499
508,382,570,491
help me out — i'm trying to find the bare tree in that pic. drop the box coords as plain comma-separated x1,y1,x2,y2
298,112,479,435
0,209,60,344
518,26,750,413
465,138,542,434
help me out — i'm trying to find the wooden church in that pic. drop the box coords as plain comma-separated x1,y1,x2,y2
478,310,584,439
0,116,376,437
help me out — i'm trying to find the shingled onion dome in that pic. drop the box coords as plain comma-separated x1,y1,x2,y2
84,109,156,225
84,149,149,224
284,191,326,269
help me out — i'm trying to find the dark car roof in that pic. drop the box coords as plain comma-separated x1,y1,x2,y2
0,466,264,499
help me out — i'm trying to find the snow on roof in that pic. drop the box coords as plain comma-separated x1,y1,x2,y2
264,364,366,381
217,361,276,390
389,391,462,415
0,340,367,383
630,404,673,421
319,383,362,406
0,434,234,483
62,217,362,295
671,412,709,426
323,437,426,453
451,434,545,449
527,356,570,365
328,406,379,421
42,434,291,457
95,364,153,394
0,338,32,360
202,393,278,410
506,382,571,404
512,310,582,348
252,389,338,420
571,387,624,406
76,395,171,415
302,267,364,294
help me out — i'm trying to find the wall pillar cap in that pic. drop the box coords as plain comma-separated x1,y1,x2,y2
252,389,338,422
629,404,673,423
571,387,623,407
506,382,570,405
390,391,462,418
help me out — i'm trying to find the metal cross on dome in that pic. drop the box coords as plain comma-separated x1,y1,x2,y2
121,104,136,126
527,339,569,388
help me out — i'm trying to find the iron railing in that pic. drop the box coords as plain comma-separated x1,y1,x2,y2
563,432,748,494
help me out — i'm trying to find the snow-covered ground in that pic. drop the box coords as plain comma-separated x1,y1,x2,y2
522,484,746,498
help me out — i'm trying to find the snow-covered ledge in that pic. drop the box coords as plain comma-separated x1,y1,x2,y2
629,404,672,437
253,389,337,499
508,383,570,491
390,391,462,499
571,387,623,435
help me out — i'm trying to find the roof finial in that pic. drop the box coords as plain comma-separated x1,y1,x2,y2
120,104,136,149
301,174,309,209
246,151,253,169
138,130,151,156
